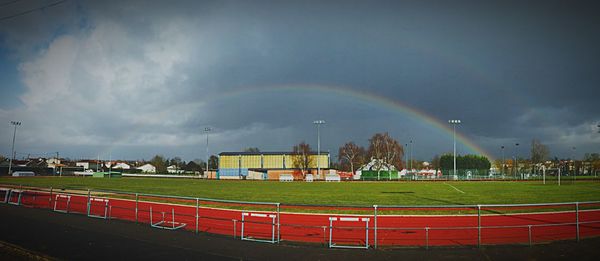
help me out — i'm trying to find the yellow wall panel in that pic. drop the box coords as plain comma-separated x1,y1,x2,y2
241,155,262,168
219,155,239,169
263,155,284,169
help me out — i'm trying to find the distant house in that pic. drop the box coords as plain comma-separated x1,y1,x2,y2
113,162,131,169
137,163,156,173
167,165,184,174
76,160,101,171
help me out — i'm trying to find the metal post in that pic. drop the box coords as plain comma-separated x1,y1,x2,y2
233,219,237,238
576,202,580,242
87,189,91,216
328,219,333,247
276,203,281,243
558,167,561,186
477,205,481,247
172,209,175,229
366,218,369,249
314,120,325,179
49,187,53,208
8,121,21,176
196,198,199,234
135,193,139,223
374,205,378,249
528,225,532,246
205,127,211,177
241,214,245,240
425,227,430,249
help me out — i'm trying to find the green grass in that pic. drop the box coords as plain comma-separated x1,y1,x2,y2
1,177,599,207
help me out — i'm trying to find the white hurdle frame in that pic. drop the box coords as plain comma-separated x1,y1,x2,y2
53,194,71,213
7,189,23,206
329,217,370,249
241,212,277,243
87,197,109,219
1,188,11,204
149,207,187,230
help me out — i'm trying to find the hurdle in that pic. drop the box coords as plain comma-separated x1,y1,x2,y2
1,188,10,203
149,207,187,230
87,197,110,219
7,189,23,206
328,217,370,249
53,194,71,213
240,212,277,243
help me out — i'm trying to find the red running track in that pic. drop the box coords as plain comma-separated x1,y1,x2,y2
2,188,599,248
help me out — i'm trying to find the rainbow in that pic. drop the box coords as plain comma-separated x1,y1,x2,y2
223,84,493,160
102,84,493,161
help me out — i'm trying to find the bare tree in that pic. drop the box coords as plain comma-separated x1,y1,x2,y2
292,141,313,178
531,139,549,164
338,142,366,174
368,133,404,180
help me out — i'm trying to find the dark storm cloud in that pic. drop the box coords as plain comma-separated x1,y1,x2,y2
1,0,598,161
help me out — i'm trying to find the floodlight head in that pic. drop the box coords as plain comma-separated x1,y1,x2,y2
204,127,211,132
313,120,325,125
11,121,21,126
448,119,461,124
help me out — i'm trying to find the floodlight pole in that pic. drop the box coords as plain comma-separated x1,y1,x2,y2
514,143,519,180
572,146,576,182
448,120,461,178
313,120,325,179
8,121,21,175
205,127,211,177
409,140,413,173
501,146,505,176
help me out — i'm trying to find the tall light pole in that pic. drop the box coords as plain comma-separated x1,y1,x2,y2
404,143,408,171
501,146,505,176
205,127,211,176
572,146,576,181
514,143,520,179
8,121,21,175
313,120,325,178
448,120,461,178
409,140,413,173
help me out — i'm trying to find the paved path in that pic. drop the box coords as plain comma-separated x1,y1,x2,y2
1,204,599,260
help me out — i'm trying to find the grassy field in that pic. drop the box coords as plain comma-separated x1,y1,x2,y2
1,176,599,206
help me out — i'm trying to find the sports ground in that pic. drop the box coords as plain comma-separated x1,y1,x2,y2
1,177,600,249
1,177,599,206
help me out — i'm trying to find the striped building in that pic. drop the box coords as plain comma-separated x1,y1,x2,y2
218,152,330,180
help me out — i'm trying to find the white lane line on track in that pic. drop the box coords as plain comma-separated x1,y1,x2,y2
444,182,465,194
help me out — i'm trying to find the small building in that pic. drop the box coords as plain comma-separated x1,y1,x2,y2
355,158,398,180
167,165,184,174
137,164,156,173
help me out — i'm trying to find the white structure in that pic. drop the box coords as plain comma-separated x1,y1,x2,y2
325,174,340,182
112,162,131,169
137,164,156,173
279,174,294,182
167,165,184,174
305,174,314,182
12,171,35,177
76,161,100,170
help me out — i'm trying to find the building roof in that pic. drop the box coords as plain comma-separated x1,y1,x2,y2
219,151,329,156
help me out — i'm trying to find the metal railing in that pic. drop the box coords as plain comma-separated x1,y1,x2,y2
1,184,599,250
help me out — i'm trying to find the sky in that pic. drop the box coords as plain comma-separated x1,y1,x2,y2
1,0,599,162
